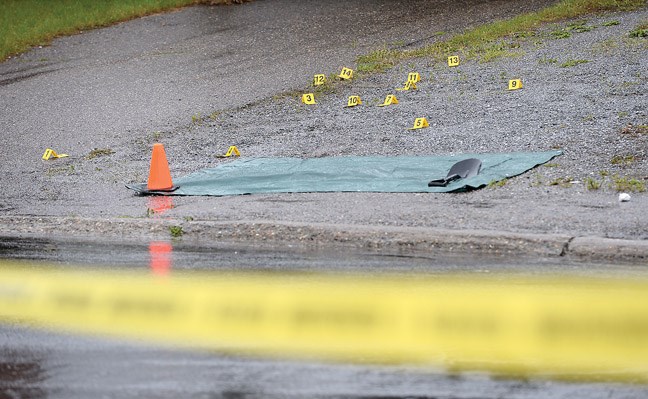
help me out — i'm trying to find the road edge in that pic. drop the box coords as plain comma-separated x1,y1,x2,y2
1,216,646,263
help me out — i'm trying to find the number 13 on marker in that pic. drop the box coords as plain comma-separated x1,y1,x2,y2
448,55,460,67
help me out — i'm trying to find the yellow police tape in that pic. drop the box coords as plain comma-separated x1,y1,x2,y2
1,260,647,382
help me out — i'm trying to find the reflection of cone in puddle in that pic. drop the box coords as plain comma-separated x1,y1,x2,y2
149,242,172,276
147,196,174,216
147,143,174,191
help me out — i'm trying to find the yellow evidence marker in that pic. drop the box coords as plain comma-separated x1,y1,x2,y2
313,74,326,86
407,72,421,83
448,55,460,67
397,80,417,91
338,67,354,80
223,146,240,157
508,79,523,90
409,117,429,130
302,93,316,104
346,95,362,107
42,148,69,160
378,95,398,107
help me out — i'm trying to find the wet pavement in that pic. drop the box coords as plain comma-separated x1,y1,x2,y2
3,237,648,398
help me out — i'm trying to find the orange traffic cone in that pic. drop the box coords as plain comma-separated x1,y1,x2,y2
147,143,175,191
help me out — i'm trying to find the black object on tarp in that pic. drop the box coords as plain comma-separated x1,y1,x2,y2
428,158,482,187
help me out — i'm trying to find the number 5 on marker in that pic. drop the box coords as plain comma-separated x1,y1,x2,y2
302,93,316,104
508,79,523,90
313,74,326,86
409,117,429,130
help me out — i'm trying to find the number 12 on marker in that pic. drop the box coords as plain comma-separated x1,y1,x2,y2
313,74,326,86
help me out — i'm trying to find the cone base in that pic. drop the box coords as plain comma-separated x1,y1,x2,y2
125,183,179,196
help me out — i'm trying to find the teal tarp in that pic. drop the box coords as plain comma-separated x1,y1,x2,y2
141,151,560,196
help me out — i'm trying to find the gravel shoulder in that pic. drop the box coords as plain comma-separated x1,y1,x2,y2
0,2,646,261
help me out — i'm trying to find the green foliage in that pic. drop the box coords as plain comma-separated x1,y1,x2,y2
551,29,573,39
548,177,574,188
0,0,231,60
611,175,646,192
620,124,648,135
567,20,595,32
629,27,648,37
357,47,400,74
585,177,601,190
358,0,645,69
169,225,184,238
488,178,508,188
85,148,114,160
610,155,636,166
602,20,620,26
538,56,558,64
560,59,590,67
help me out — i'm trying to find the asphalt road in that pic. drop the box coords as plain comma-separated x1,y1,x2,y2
2,235,648,398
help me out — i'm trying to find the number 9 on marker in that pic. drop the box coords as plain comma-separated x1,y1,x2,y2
508,79,523,90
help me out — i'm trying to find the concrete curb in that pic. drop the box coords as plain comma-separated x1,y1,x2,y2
1,216,646,263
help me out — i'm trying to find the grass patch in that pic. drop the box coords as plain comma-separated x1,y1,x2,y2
548,177,574,188
0,0,239,60
585,177,601,190
85,148,115,160
560,59,590,67
602,20,620,26
538,56,558,64
620,123,648,135
629,27,648,37
46,164,75,177
610,154,636,166
354,0,644,72
611,175,646,192
169,225,184,237
357,47,401,74
488,178,508,188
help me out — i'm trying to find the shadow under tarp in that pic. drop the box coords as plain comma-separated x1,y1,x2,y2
127,150,561,196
